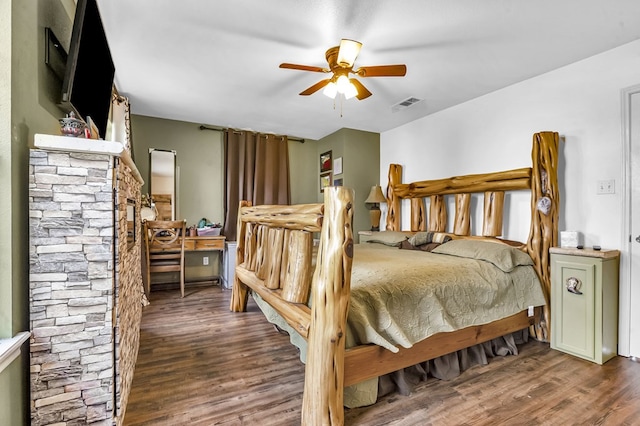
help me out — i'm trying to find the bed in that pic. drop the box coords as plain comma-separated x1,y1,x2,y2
230,131,559,425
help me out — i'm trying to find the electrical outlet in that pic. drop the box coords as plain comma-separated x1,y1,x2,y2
597,179,615,194
203,256,209,266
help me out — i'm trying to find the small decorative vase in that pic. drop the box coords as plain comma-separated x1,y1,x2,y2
59,112,88,137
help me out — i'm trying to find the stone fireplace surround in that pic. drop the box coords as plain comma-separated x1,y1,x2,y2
29,134,144,425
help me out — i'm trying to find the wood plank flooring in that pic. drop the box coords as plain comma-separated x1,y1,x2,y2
124,285,640,426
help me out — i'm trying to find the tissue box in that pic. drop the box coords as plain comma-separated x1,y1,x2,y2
197,227,221,236
560,231,580,248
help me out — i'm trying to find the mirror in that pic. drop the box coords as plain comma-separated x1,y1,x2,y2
126,198,136,249
149,149,176,221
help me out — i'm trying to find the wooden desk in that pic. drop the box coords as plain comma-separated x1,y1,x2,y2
184,236,225,252
182,236,226,286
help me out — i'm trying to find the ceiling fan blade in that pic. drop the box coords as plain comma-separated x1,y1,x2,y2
349,78,372,100
337,39,362,68
355,64,407,77
299,79,332,96
280,63,328,73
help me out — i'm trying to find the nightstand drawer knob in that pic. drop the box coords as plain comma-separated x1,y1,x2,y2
636,235,640,243
566,276,583,295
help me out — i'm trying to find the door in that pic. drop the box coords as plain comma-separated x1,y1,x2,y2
630,89,640,357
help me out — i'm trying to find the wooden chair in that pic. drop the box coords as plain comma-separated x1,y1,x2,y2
143,219,187,298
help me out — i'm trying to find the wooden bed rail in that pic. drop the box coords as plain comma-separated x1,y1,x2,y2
230,202,324,333
386,167,532,235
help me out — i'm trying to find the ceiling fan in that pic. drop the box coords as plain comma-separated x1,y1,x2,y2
279,39,407,100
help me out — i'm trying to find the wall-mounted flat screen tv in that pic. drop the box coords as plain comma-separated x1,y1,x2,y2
60,0,115,139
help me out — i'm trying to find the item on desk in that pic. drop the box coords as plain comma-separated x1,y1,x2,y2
198,218,213,228
593,245,601,251
197,226,221,236
195,217,222,236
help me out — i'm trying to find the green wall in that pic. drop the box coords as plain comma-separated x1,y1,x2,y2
131,114,320,225
129,118,381,234
131,115,225,279
130,115,319,280
2,1,77,424
131,115,225,228
289,137,318,204
316,128,380,237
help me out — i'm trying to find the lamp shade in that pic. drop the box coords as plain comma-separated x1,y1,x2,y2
365,185,386,204
337,39,362,67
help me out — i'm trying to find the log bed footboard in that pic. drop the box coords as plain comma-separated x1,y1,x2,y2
231,131,559,425
230,188,355,425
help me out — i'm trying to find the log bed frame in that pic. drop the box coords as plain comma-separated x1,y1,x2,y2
230,131,559,425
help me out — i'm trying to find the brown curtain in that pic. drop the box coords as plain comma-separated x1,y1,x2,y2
222,130,290,241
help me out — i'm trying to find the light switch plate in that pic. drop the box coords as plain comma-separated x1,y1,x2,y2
597,179,615,194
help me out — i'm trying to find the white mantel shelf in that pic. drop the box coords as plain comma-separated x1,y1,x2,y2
34,133,143,184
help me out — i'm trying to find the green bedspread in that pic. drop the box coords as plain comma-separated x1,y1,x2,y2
346,241,546,352
252,239,546,407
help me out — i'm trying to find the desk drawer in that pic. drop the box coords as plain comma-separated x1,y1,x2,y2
194,238,224,251
184,240,196,251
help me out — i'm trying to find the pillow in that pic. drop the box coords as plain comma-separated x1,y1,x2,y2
399,240,441,252
408,231,454,246
431,239,533,272
364,231,410,247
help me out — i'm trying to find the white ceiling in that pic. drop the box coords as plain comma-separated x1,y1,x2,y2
97,0,640,141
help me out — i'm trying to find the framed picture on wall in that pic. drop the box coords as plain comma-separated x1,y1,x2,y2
333,157,343,175
320,172,332,192
334,178,343,186
320,150,332,173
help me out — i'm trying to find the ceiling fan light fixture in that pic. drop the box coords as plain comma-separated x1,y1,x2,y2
281,39,405,101
336,75,351,94
343,82,358,100
323,82,338,98
337,39,362,67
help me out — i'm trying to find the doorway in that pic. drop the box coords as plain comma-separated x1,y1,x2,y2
622,85,640,358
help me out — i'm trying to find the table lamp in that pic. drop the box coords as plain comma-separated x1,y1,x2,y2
365,185,386,231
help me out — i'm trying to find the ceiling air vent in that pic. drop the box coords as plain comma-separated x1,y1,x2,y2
392,97,423,113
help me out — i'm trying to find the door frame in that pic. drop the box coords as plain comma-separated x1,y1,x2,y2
620,83,640,357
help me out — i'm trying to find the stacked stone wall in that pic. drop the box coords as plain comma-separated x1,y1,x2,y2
113,158,144,425
29,149,115,425
29,148,143,425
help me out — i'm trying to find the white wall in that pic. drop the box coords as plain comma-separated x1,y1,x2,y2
381,39,640,355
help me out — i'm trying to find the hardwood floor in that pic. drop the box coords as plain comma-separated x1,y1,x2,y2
124,286,640,426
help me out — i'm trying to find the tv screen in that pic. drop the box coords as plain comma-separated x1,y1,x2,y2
60,0,115,139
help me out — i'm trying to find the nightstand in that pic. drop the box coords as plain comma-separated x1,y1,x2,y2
550,247,619,364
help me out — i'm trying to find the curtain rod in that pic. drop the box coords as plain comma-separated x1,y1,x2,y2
198,124,305,143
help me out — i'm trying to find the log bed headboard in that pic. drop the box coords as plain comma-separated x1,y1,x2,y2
385,131,559,341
